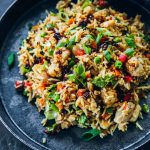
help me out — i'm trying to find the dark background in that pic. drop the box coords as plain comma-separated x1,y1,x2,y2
0,0,150,150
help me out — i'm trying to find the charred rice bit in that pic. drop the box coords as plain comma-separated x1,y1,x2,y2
16,0,150,139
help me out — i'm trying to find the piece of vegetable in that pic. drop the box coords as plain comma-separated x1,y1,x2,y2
75,49,85,56
68,18,75,24
82,128,101,141
142,104,149,113
56,40,68,48
82,0,92,9
45,123,57,133
77,89,85,97
79,114,87,125
104,50,112,62
118,54,127,63
86,34,95,41
98,0,107,7
83,44,92,54
58,11,69,21
115,60,122,69
92,75,115,88
8,52,15,69
113,37,121,43
40,32,47,38
124,75,133,82
114,68,121,77
97,28,112,36
48,49,54,56
125,34,136,48
49,92,60,102
94,56,101,64
67,36,76,49
85,71,91,78
96,33,103,44
124,48,134,57
42,138,47,144
20,66,31,74
45,23,55,29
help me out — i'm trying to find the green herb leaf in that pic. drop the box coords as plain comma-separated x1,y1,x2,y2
142,104,149,113
49,92,60,102
92,75,115,88
115,17,121,23
83,44,91,54
124,48,134,57
104,50,112,62
74,64,85,75
8,52,15,69
44,110,58,120
82,128,101,141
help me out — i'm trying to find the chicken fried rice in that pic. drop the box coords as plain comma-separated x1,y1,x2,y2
15,0,150,140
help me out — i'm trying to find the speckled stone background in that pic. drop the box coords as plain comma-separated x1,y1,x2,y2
0,0,150,150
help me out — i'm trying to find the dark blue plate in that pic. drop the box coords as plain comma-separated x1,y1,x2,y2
0,0,150,149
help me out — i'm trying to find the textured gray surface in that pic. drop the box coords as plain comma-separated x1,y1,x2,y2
0,0,150,150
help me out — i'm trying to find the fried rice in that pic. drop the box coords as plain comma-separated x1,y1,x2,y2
15,0,150,140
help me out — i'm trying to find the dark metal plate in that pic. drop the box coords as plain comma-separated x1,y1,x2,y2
0,0,150,150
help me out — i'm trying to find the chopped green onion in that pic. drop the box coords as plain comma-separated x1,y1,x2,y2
42,138,47,144
8,52,15,69
79,114,87,125
94,56,100,64
125,34,136,48
124,48,134,57
113,37,121,43
20,66,30,74
96,33,102,44
82,0,92,9
86,34,95,41
56,40,68,48
48,49,54,56
115,17,121,23
104,50,112,62
67,36,76,49
97,28,112,36
142,104,149,113
82,128,101,141
115,60,122,69
83,44,91,54
40,32,47,38
45,23,55,29
59,11,69,21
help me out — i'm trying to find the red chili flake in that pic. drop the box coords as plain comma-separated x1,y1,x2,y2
124,93,131,101
40,58,44,64
124,76,133,82
146,54,150,59
15,80,24,91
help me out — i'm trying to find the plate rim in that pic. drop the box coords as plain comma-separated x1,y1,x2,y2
0,0,150,150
